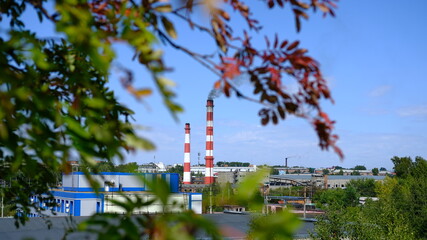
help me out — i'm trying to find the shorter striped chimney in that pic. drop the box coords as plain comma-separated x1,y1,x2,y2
183,123,191,184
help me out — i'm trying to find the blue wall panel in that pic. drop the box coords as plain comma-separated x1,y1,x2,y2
74,200,81,216
169,174,179,193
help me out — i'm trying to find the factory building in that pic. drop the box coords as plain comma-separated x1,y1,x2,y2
29,172,202,217
216,171,254,185
268,174,386,189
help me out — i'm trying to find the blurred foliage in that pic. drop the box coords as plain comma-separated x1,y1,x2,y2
1,0,342,238
248,211,300,240
67,176,221,239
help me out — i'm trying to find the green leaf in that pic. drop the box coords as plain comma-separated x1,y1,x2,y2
83,98,106,109
161,16,177,39
248,211,301,239
125,134,155,151
236,168,269,211
157,76,176,87
144,176,171,206
65,117,90,139
154,4,172,13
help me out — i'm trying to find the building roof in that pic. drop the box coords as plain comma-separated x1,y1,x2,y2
327,175,385,180
271,174,386,181
271,174,313,180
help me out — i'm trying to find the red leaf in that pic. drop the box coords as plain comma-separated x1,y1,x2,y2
280,40,288,49
274,34,278,48
286,41,300,51
265,36,270,48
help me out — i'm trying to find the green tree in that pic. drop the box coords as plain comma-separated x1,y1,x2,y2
346,178,376,197
322,169,330,175
372,167,379,176
270,168,279,175
115,162,139,173
167,165,183,175
391,156,413,178
96,161,115,172
354,165,367,170
380,167,387,171
313,156,427,239
314,187,358,208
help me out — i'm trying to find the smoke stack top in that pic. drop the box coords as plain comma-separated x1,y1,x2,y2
206,99,214,106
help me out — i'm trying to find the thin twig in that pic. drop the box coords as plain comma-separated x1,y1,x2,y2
171,11,214,38
156,30,221,77
30,3,58,23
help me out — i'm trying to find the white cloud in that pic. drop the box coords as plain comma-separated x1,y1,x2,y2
369,85,392,97
397,104,427,118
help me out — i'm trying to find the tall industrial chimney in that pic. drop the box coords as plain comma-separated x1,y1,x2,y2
205,99,214,184
183,123,191,184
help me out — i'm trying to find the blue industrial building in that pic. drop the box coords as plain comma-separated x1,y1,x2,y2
30,172,202,217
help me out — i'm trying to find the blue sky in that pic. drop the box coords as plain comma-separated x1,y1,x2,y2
5,0,427,170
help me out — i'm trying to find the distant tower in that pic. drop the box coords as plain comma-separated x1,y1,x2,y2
183,123,191,184
204,99,214,184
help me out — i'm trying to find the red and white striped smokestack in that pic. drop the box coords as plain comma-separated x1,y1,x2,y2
204,99,214,184
183,123,191,184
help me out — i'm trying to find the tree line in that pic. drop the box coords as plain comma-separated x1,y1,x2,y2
216,161,251,167
312,156,427,239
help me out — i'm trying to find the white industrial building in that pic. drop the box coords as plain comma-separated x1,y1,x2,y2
29,172,202,217
190,165,257,175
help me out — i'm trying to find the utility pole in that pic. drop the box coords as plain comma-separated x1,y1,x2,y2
303,186,307,219
209,186,213,214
